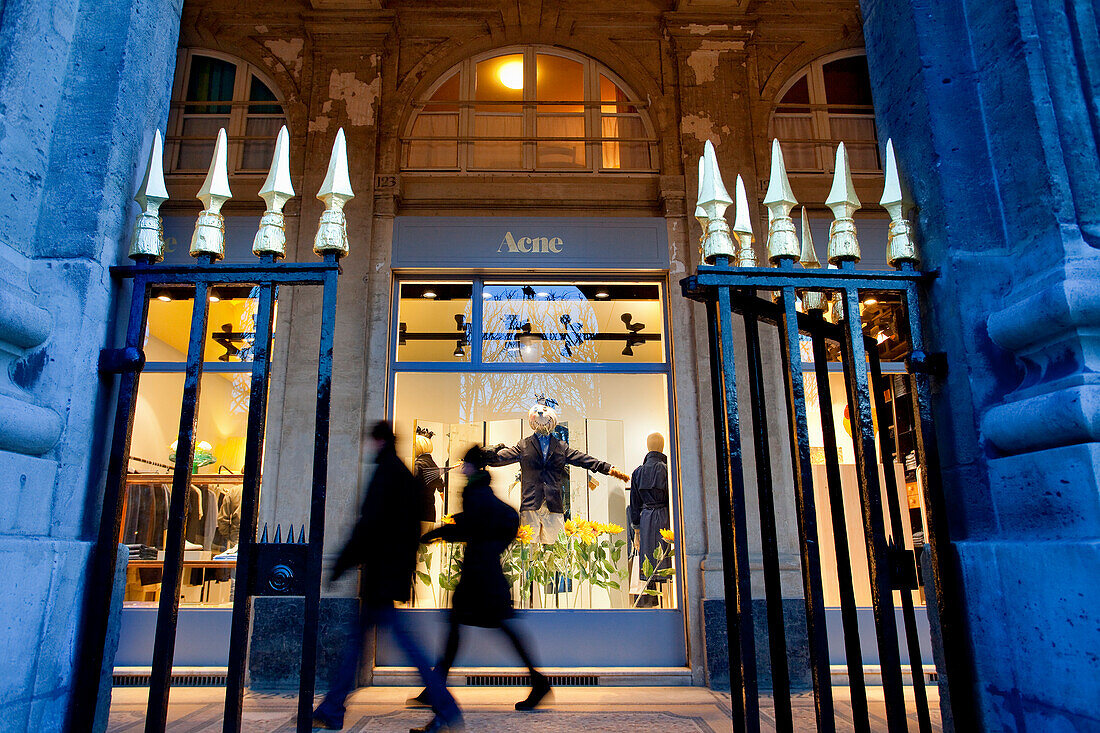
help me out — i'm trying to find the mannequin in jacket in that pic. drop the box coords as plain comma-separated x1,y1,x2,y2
490,397,630,543
413,426,445,527
629,432,671,607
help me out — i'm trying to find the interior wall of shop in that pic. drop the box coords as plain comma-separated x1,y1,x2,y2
0,0,183,730
170,0,877,690
861,0,1100,729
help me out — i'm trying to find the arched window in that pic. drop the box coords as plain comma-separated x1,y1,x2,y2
167,49,287,174
770,52,880,174
402,47,656,173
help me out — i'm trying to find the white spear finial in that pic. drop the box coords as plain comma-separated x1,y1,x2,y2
697,140,735,264
130,130,169,262
732,174,757,266
694,155,709,249
190,128,232,260
763,138,800,263
825,142,861,264
880,139,918,268
799,206,826,311
313,128,354,258
253,126,295,259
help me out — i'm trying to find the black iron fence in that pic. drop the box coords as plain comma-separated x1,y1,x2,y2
73,127,351,733
681,139,974,731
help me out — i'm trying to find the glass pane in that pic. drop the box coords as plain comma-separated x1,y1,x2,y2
146,285,273,364
822,56,874,109
599,74,636,113
121,371,254,607
778,74,811,106
536,115,585,167
601,115,649,169
394,370,674,610
482,282,664,364
241,116,283,170
176,115,229,170
773,116,818,171
536,54,583,112
428,72,461,108
407,113,459,168
475,53,524,107
829,115,880,171
396,282,472,362
248,75,282,114
186,55,236,114
471,113,523,169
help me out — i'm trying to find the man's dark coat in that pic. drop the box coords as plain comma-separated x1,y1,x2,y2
491,434,611,513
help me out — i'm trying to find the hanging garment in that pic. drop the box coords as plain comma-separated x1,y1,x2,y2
491,434,611,514
629,451,671,582
413,452,445,523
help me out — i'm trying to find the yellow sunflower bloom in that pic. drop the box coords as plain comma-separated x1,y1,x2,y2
442,514,456,525
563,519,577,537
659,528,675,544
601,522,624,535
516,524,535,544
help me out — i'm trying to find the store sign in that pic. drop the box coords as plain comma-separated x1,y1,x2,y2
393,216,669,269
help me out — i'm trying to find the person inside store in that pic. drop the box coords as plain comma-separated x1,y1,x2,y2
410,444,551,721
489,395,631,544
312,421,462,732
629,432,671,607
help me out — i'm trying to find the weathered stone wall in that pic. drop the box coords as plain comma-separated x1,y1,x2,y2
0,0,182,729
862,0,1100,728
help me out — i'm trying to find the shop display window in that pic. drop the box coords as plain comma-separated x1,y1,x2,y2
120,288,274,607
395,282,472,362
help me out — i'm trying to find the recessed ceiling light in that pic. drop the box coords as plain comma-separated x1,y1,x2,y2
423,290,437,299
498,60,523,90
863,297,878,306
876,332,888,344
483,292,494,299
536,291,550,298
157,294,171,302
208,294,220,303
595,290,610,299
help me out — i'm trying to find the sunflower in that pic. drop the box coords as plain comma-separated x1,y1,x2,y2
599,522,624,535
442,514,456,525
516,524,535,544
563,519,578,537
659,528,675,544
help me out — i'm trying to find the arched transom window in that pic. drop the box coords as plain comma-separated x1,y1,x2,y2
167,49,287,174
402,47,657,173
770,52,880,174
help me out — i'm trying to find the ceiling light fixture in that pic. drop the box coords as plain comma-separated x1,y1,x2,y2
863,297,878,306
423,290,437,299
594,290,610,299
208,294,220,303
483,291,494,300
157,294,172,302
536,291,550,298
498,60,523,90
453,340,465,358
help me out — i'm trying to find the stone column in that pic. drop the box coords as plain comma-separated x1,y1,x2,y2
0,0,182,729
861,0,1100,728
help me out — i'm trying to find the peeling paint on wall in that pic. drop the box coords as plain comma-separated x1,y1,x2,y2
309,116,330,132
328,68,380,127
686,40,744,83
265,38,304,77
682,114,718,144
687,24,729,35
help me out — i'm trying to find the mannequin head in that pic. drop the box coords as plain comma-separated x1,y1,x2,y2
528,396,558,435
414,426,434,457
647,432,665,453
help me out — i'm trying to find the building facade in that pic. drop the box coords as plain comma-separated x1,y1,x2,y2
0,0,1097,731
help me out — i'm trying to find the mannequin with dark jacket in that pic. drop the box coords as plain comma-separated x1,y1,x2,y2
313,421,461,732
629,433,671,608
412,427,445,523
409,445,551,717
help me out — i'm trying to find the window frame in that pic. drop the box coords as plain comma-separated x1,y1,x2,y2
401,46,658,174
167,48,288,175
769,50,881,174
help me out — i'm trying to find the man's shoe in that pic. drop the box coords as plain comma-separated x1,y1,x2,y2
405,688,431,708
410,714,465,732
312,712,342,730
515,672,552,710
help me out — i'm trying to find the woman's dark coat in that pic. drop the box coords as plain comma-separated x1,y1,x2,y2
629,450,671,581
413,452,445,522
332,443,425,605
422,470,520,627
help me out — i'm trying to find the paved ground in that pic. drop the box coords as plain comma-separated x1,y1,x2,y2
108,685,940,732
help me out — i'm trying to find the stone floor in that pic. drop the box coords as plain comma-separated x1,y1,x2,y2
107,685,940,732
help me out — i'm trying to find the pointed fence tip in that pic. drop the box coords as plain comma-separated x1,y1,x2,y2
732,174,753,236
317,127,354,202
273,524,282,544
298,526,307,544
197,128,232,208
880,138,910,216
260,523,269,543
799,206,820,268
259,125,295,203
825,141,860,217
762,138,797,215
135,129,169,208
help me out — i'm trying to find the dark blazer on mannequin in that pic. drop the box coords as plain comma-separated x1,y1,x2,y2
491,435,611,513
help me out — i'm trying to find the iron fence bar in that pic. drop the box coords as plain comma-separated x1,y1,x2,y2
704,292,748,732
741,298,793,731
70,274,151,728
223,277,277,733
837,285,908,731
111,261,336,283
807,314,871,732
146,274,212,733
775,284,834,732
297,255,339,731
691,266,925,289
902,279,978,730
867,347,933,733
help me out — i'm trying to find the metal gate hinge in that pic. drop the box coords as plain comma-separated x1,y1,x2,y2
98,346,145,374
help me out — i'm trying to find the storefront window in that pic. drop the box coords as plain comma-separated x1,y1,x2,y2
391,276,677,611
120,287,274,607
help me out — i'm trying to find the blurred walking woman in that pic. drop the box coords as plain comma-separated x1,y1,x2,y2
409,445,550,728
